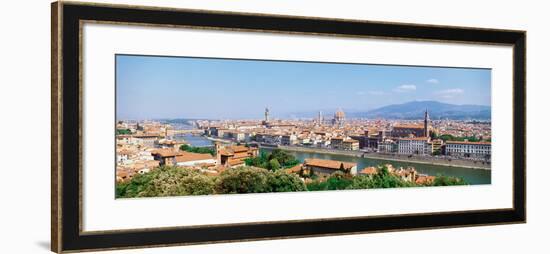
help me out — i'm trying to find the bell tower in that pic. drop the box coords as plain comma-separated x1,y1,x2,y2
424,108,430,137
264,107,270,123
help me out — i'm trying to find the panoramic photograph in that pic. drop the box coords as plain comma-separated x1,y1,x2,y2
114,54,491,198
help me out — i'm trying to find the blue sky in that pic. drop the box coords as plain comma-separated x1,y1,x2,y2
116,55,491,120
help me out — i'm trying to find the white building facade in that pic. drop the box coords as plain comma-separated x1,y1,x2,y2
445,141,491,159
397,138,431,155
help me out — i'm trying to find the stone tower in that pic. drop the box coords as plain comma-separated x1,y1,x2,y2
264,107,270,123
424,108,430,137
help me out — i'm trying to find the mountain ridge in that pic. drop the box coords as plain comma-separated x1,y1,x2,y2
286,101,490,120
355,100,491,120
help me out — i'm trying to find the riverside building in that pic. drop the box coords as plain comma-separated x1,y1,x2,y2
444,141,491,160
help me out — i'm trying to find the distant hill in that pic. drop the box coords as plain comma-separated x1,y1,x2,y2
350,101,491,120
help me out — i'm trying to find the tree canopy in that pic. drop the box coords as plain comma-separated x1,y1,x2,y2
116,164,467,199
116,129,132,135
215,167,273,194
117,166,307,198
305,166,467,191
436,134,482,142
116,166,215,198
180,144,215,155
244,149,299,171
268,170,307,192
429,175,467,186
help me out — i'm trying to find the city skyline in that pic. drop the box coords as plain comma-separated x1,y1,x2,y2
116,54,491,120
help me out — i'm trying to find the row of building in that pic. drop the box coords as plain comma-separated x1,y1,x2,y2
202,109,490,160
205,126,490,159
285,158,435,185
115,121,443,185
116,134,259,182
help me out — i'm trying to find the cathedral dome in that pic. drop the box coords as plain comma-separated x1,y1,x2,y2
334,109,345,120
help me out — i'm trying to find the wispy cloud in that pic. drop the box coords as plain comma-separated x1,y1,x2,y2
393,84,416,93
435,88,464,98
368,90,385,95
427,78,439,84
358,90,386,96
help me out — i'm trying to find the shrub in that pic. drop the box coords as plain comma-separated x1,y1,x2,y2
244,149,299,170
268,159,281,171
115,172,154,198
268,170,306,192
215,167,272,194
116,166,215,198
179,144,215,155
305,180,328,191
305,172,352,191
430,175,467,186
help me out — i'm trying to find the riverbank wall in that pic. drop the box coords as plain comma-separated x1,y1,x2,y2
204,136,233,144
270,145,491,170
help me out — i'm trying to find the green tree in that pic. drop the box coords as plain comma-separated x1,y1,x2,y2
245,150,299,170
346,175,376,189
115,166,216,198
371,166,415,188
137,167,215,197
268,158,281,171
430,175,467,186
179,144,215,155
269,149,299,168
115,172,154,198
345,166,415,190
305,180,328,191
116,129,132,135
215,167,272,194
244,156,266,168
268,171,307,192
436,134,480,142
305,172,353,191
325,171,353,190
176,174,217,195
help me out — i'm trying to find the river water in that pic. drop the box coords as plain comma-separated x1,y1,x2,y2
173,134,214,147
172,134,490,185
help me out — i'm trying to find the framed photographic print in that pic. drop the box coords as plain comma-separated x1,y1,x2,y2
51,1,526,252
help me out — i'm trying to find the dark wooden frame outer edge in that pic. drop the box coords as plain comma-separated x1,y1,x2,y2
51,1,526,253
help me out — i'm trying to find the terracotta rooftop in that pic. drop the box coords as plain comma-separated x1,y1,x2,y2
399,137,430,141
415,175,436,185
219,145,253,156
144,160,160,168
117,149,135,155
304,158,357,170
446,141,491,145
231,145,249,153
151,148,181,157
285,164,303,174
360,167,378,175
175,151,214,163
394,124,424,129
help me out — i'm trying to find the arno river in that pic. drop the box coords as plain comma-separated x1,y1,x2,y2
177,134,491,185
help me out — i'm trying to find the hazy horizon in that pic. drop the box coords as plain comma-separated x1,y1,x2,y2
116,55,491,120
